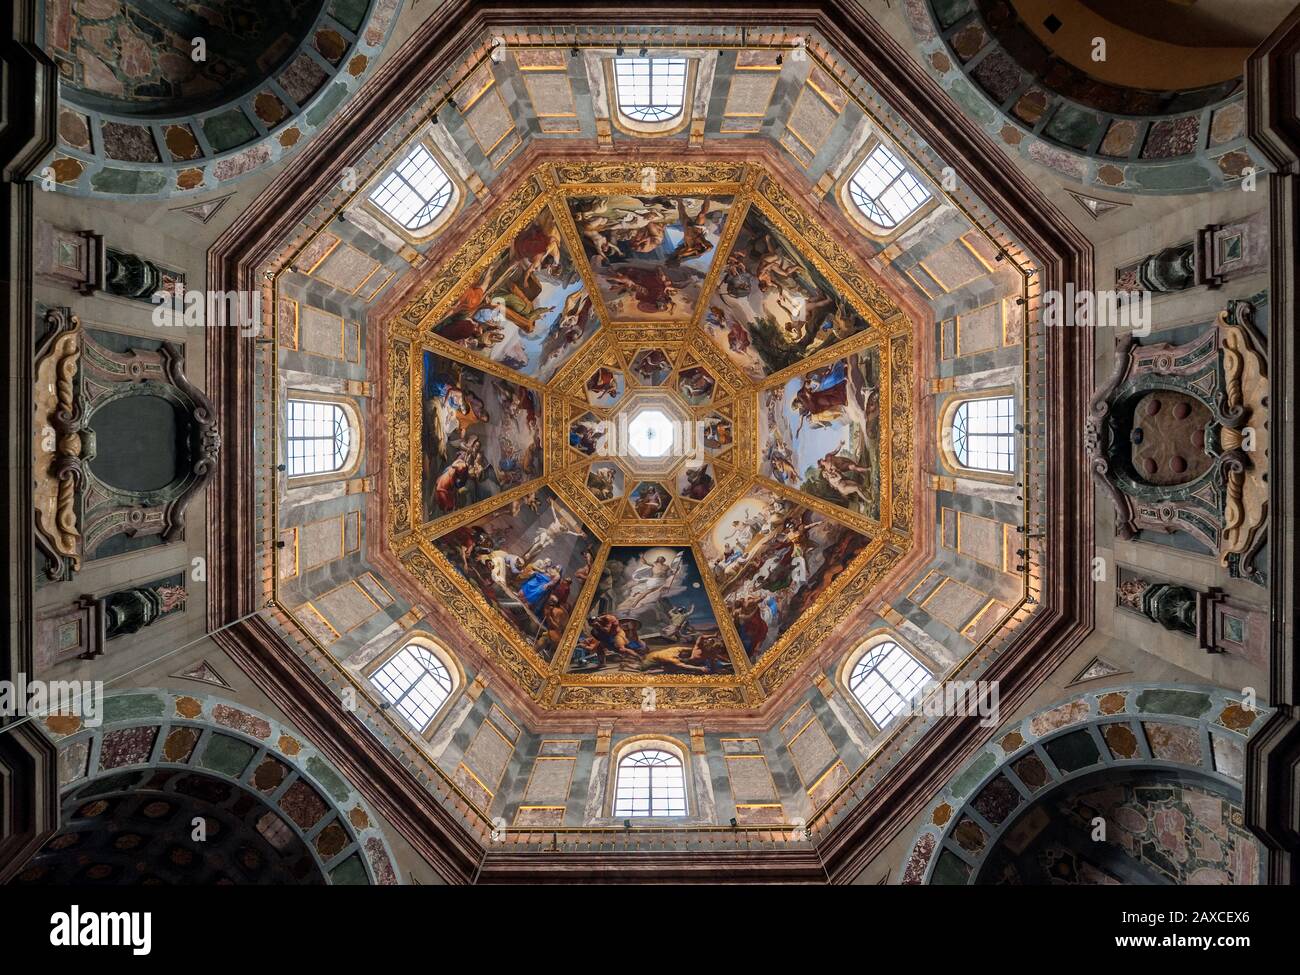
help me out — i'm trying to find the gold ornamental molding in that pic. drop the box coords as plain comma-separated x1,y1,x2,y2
381,159,918,712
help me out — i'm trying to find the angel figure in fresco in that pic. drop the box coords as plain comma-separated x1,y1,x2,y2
617,553,686,615
522,502,587,562
586,366,620,401
510,491,543,516
816,450,873,507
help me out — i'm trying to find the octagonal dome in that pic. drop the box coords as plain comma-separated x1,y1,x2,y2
386,159,914,713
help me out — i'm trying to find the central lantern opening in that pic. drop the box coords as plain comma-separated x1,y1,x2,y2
627,408,675,458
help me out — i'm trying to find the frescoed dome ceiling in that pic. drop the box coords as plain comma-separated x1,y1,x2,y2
385,159,916,712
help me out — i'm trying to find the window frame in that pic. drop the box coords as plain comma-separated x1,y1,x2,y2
604,57,697,137
358,133,463,243
604,736,693,820
841,632,936,733
837,136,937,240
938,390,1018,482
284,392,363,485
362,635,464,738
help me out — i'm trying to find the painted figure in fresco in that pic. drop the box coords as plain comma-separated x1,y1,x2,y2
432,490,596,660
511,213,563,282
542,291,596,368
536,594,570,661
494,378,539,428
620,551,686,612
522,503,587,562
759,351,881,517
660,604,695,643
706,304,751,354
570,194,730,319
640,633,728,674
577,614,647,669
434,456,472,512
631,349,672,385
703,417,732,450
587,367,619,401
667,197,721,265
730,590,769,660
423,356,543,519
681,465,714,501
701,489,871,662
720,250,752,298
677,367,715,403
631,483,670,519
570,420,605,456
572,195,680,264
517,559,561,612
438,314,504,350
606,265,681,314
571,546,728,675
432,211,593,381
587,465,618,501
792,360,850,431
816,451,873,506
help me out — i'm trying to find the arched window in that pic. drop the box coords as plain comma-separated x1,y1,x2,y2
286,398,353,477
849,640,931,726
613,748,688,817
614,57,688,122
369,643,454,731
368,143,454,231
951,396,1016,473
847,142,932,230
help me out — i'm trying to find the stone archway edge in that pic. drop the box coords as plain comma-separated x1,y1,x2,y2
36,688,400,885
900,682,1270,884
